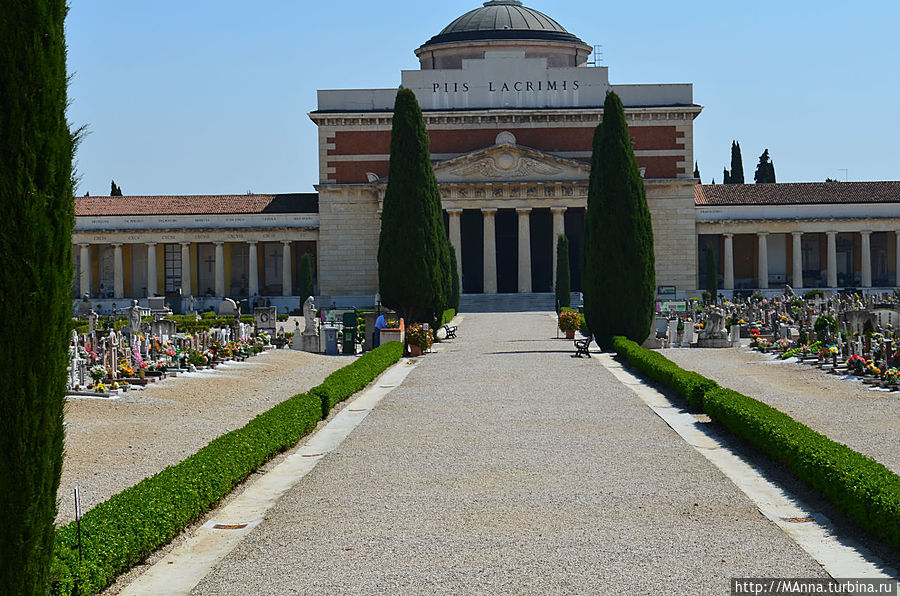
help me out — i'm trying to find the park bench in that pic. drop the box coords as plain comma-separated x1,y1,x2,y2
443,324,457,339
573,338,591,358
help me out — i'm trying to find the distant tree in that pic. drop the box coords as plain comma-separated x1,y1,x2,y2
583,91,655,349
722,167,730,185
0,0,75,593
727,140,744,183
448,244,460,313
298,253,314,305
694,161,701,182
704,245,718,301
754,149,776,183
377,89,450,328
825,177,839,183
110,179,122,196
555,234,571,310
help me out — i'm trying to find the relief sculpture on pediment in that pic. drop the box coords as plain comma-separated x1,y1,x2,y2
449,153,563,180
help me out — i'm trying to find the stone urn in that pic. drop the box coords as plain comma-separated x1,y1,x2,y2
409,344,423,357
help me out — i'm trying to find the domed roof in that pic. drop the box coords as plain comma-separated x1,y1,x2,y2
420,1,587,48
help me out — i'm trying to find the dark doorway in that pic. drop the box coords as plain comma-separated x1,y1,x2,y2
530,208,552,292
461,210,483,293
496,209,518,293
565,208,585,291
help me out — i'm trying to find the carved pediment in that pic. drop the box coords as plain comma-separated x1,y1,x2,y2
433,144,590,184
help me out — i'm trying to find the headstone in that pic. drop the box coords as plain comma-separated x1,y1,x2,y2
730,324,741,345
151,318,177,341
76,293,93,316
254,306,277,332
303,296,318,335
668,319,679,347
682,322,694,346
218,298,239,316
655,317,669,339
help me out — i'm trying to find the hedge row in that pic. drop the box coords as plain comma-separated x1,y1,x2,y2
612,336,900,552
50,342,404,595
441,308,456,327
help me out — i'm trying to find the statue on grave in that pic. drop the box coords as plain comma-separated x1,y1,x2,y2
700,306,728,340
303,295,318,335
127,299,142,333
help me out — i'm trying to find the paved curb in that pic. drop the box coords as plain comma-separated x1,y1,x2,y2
119,358,421,596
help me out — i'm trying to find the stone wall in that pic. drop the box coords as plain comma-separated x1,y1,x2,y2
316,187,381,296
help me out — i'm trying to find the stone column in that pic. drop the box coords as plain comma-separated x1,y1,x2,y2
860,230,872,288
446,209,463,294
516,207,532,293
482,208,497,294
896,231,900,287
551,206,566,285
282,241,292,296
791,232,803,288
214,242,226,296
79,243,91,297
757,232,769,289
146,242,157,297
826,231,838,288
113,244,124,299
248,242,259,297
723,234,734,290
180,242,192,296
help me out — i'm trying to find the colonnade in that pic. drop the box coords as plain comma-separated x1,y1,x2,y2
76,239,301,299
719,230,900,290
445,206,569,294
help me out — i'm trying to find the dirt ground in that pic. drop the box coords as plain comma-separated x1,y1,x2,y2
59,347,346,525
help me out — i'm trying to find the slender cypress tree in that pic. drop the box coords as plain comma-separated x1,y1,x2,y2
0,1,74,592
754,149,776,183
704,245,718,300
448,244,460,313
583,91,656,349
722,167,730,185
378,89,448,327
110,179,122,196
693,161,701,182
728,140,744,183
298,253,314,305
555,234,571,310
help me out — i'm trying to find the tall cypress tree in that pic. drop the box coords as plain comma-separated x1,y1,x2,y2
583,91,656,349
722,167,730,185
298,252,314,305
728,140,744,183
110,179,122,196
754,149,776,183
693,161,701,182
378,89,448,327
555,234,571,310
0,1,74,593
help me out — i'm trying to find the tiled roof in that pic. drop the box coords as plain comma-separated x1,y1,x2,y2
75,193,318,216
695,181,900,206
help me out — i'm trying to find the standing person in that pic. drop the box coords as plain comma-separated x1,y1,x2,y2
374,312,387,348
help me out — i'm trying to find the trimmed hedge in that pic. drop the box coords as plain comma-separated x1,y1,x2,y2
51,342,404,595
311,342,404,419
612,336,717,409
612,336,900,552
441,309,456,327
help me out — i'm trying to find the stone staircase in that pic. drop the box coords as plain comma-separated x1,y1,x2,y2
459,292,581,313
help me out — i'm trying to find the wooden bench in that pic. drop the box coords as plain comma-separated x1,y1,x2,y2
573,338,591,357
443,324,457,339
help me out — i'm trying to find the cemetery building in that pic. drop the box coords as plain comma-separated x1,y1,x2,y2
71,1,900,312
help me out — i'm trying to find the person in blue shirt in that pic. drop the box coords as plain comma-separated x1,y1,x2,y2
374,313,387,348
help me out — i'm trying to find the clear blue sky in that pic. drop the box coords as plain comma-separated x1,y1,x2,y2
66,0,900,196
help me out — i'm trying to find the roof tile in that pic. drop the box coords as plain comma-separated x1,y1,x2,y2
695,181,900,206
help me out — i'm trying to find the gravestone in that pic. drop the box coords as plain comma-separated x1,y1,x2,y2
730,324,740,345
254,306,277,332
698,306,731,348
151,318,177,341
218,298,239,316
682,322,694,346
76,293,93,316
300,296,320,352
667,319,679,348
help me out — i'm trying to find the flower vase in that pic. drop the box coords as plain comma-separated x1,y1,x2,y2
409,344,423,357
138,367,145,379
565,330,575,340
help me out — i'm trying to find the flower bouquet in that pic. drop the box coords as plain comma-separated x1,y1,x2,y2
846,354,865,375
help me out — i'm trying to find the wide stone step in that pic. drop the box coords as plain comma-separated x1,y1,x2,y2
459,292,563,313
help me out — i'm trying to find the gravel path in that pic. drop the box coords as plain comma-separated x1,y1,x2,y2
191,313,824,595
661,345,900,475
60,349,345,525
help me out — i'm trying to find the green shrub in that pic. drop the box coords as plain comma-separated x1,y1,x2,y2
803,289,825,300
612,337,717,408
50,342,404,595
612,336,900,552
311,342,403,419
441,309,455,327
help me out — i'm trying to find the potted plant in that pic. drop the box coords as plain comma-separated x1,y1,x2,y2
558,309,581,340
406,323,432,356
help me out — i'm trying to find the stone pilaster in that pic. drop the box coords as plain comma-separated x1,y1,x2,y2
757,232,769,289
791,232,803,288
447,209,463,295
723,234,734,290
860,231,872,288
113,243,124,299
215,242,226,297
146,242,157,297
181,242,192,296
248,242,259,297
517,207,532,293
826,232,837,288
551,206,566,286
282,241,292,296
482,208,497,294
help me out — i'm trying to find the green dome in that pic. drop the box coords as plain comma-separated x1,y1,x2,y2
420,1,587,48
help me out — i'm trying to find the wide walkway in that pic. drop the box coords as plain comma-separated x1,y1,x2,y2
183,312,824,595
